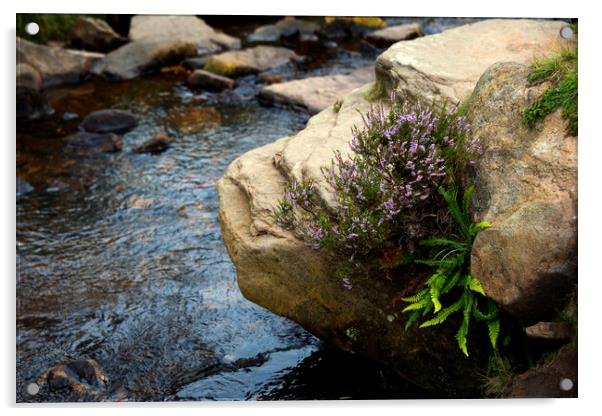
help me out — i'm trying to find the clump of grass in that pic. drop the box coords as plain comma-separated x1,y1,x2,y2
333,99,343,113
17,14,90,44
523,46,578,136
482,353,514,397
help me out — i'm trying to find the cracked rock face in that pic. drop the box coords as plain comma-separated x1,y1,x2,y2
375,19,566,103
467,62,577,322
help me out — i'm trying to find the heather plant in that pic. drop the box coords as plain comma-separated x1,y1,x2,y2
276,93,481,267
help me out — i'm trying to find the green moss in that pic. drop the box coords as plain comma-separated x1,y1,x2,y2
203,58,239,76
17,13,93,44
333,99,343,113
523,46,578,136
324,16,386,28
363,80,388,102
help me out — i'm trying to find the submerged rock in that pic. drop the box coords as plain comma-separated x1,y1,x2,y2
17,37,104,88
132,132,174,154
375,19,566,103
91,15,240,80
69,16,127,52
258,66,374,114
16,86,53,122
16,178,34,198
365,23,423,46
79,109,138,134
167,107,221,133
187,69,235,92
467,62,577,322
204,46,299,77
41,359,108,398
65,131,123,153
217,19,573,396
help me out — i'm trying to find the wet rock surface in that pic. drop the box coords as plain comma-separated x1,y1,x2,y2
91,15,240,80
467,62,577,322
65,131,123,153
17,37,104,88
258,66,374,114
365,23,423,46
132,132,174,154
43,359,109,398
187,69,235,92
79,109,138,134
69,16,126,52
246,17,320,46
204,46,299,77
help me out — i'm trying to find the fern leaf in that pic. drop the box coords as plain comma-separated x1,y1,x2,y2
474,221,491,231
404,310,421,330
441,271,461,294
430,286,442,313
439,186,469,237
401,288,429,303
472,298,499,321
420,237,464,250
402,298,431,313
468,276,486,295
418,297,464,328
455,293,473,356
487,319,500,349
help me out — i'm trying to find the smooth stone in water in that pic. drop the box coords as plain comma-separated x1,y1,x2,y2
186,69,235,92
132,132,174,154
204,46,299,77
79,109,138,134
66,131,123,153
365,23,423,47
17,178,34,197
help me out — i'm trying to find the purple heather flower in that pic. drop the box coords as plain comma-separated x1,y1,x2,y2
342,277,353,290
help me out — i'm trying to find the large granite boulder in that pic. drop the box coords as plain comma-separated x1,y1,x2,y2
91,15,240,79
258,66,374,114
204,46,299,77
17,37,104,88
217,19,573,396
467,62,577,322
375,19,566,103
69,16,126,52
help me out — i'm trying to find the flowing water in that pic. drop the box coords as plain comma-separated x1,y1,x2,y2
16,17,486,402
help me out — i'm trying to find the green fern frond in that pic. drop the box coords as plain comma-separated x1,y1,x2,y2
455,293,473,356
439,186,469,237
487,319,500,349
462,185,474,219
402,298,431,313
441,271,461,294
468,276,486,295
401,288,429,303
419,297,464,328
430,286,442,313
404,310,422,330
420,237,465,250
472,299,499,321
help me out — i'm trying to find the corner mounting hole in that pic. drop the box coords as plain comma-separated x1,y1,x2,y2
25,22,39,36
559,26,575,40
26,382,39,395
560,378,574,391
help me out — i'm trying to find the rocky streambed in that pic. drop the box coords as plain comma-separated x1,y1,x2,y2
17,14,478,402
